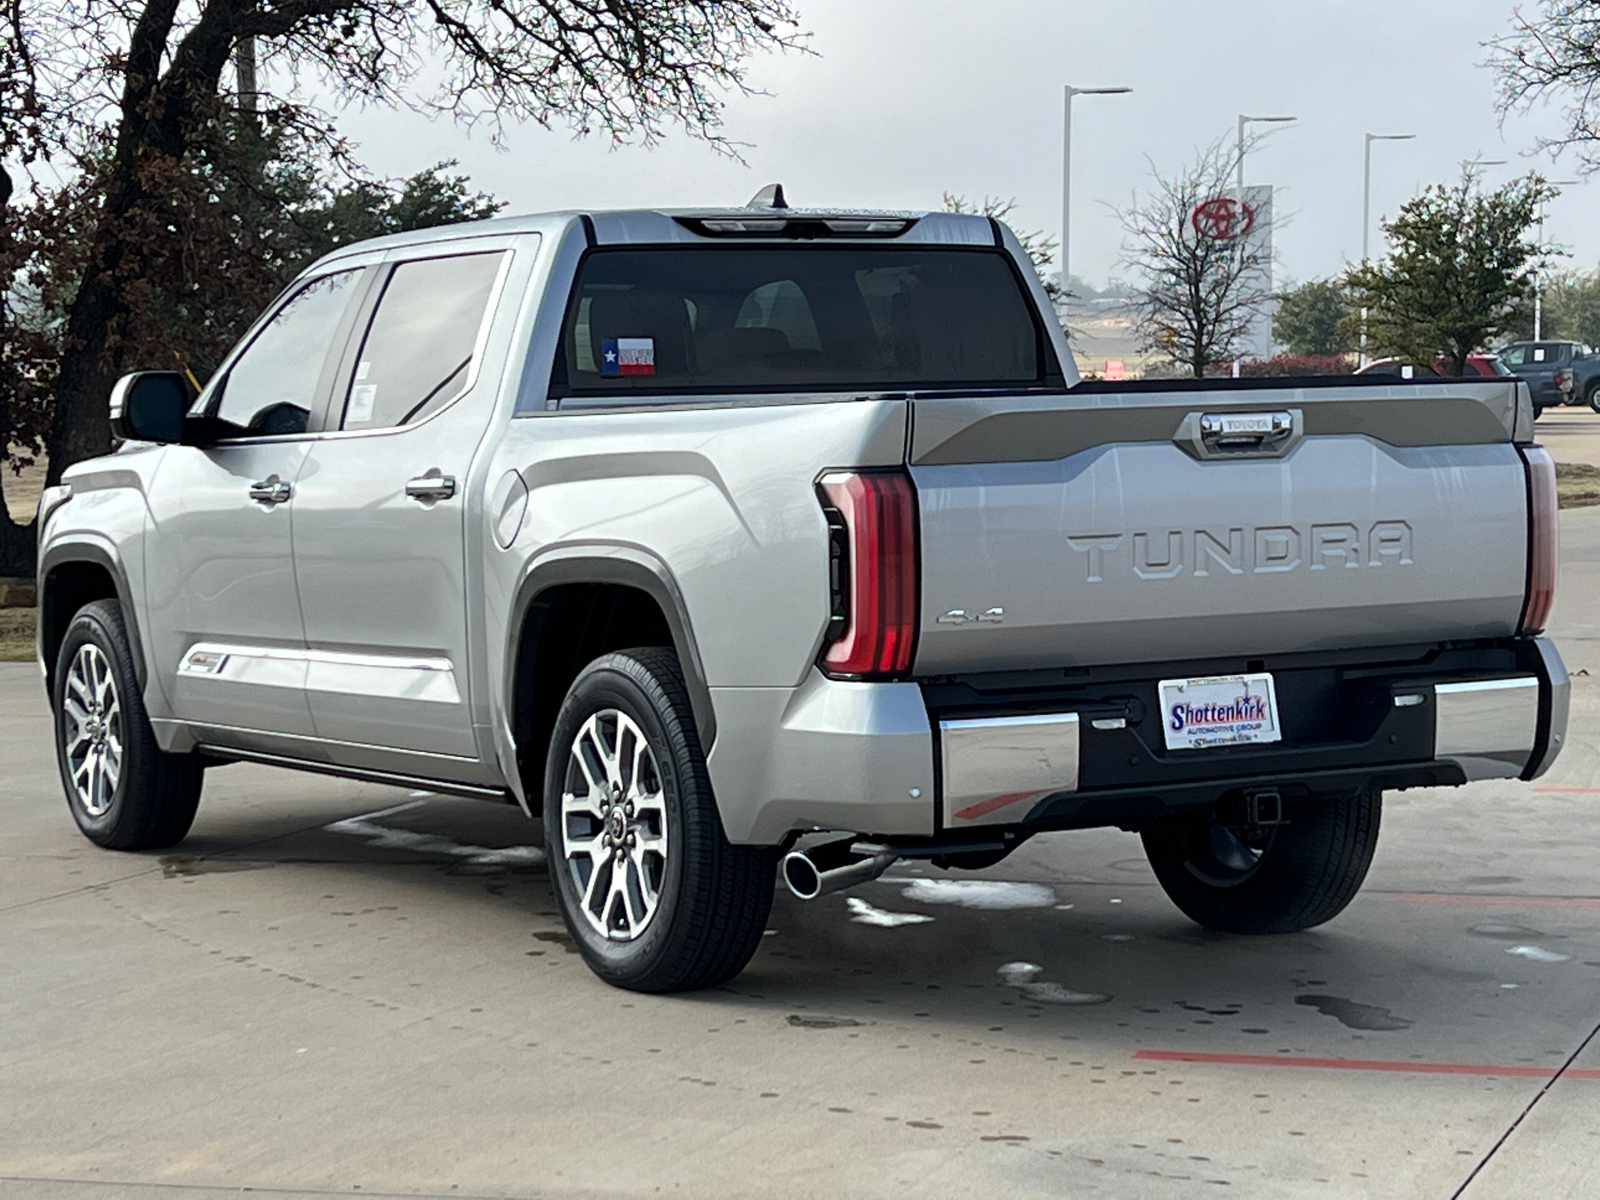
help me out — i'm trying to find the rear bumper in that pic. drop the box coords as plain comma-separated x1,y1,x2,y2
706,637,1569,845
934,636,1569,834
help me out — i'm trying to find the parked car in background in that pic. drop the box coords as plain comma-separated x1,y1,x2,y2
1356,354,1513,380
1498,341,1600,414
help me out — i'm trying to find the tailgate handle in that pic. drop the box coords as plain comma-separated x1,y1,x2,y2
1199,411,1293,447
1185,410,1300,458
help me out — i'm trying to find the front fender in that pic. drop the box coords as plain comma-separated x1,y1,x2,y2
37,537,148,695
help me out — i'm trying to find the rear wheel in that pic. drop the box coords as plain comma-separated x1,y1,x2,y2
52,599,204,850
1141,791,1380,934
544,647,777,992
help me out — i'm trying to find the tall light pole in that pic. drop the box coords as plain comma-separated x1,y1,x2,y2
1535,180,1582,340
1236,114,1296,190
1062,85,1131,309
1361,133,1416,367
1362,133,1416,264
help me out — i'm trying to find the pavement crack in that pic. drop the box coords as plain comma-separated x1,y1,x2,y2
1450,1012,1600,1198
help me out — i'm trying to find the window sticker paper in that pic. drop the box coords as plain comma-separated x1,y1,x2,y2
348,384,377,423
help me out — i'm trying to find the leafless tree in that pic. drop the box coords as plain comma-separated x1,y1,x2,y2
1116,136,1274,377
1,0,807,489
1490,1,1600,170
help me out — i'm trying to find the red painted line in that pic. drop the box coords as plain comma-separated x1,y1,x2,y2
952,791,1038,822
1384,893,1600,908
1133,1050,1600,1080
1534,786,1600,794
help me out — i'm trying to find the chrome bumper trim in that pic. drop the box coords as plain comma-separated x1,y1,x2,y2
1434,676,1540,781
940,712,1079,828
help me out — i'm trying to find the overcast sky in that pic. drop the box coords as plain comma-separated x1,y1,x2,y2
329,0,1595,291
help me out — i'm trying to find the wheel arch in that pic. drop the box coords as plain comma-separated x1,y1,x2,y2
504,547,715,807
38,541,146,698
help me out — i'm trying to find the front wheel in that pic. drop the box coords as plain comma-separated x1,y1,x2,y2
1141,791,1381,934
543,647,777,992
1588,383,1600,413
52,599,204,850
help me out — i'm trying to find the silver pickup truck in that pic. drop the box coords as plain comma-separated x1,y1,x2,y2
37,202,1568,993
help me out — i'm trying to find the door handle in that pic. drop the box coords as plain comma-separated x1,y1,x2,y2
405,471,457,503
248,476,292,505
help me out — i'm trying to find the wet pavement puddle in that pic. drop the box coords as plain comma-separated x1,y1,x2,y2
324,799,546,866
1294,994,1414,1031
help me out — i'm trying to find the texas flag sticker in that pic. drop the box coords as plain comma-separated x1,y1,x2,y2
601,337,655,376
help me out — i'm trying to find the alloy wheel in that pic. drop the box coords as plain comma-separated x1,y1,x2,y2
559,709,670,940
62,642,123,817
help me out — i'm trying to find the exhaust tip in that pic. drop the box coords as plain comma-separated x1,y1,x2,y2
782,851,824,901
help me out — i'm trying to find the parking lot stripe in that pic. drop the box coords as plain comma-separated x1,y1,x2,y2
1132,1050,1600,1079
1383,893,1600,908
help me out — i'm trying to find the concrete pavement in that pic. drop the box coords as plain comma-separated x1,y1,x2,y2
1536,404,1600,470
3,514,1600,1198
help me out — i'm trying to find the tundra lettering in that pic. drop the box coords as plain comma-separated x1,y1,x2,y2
1070,521,1416,581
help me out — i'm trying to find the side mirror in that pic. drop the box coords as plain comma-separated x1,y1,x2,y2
108,371,192,444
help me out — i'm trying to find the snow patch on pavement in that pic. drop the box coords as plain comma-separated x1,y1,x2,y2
894,879,1056,910
995,960,1109,1006
1506,944,1571,963
846,897,935,927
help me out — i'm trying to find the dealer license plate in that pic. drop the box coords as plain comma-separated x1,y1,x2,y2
1157,673,1282,751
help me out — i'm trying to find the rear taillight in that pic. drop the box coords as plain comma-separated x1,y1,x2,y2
1519,445,1558,635
816,470,918,678
1555,370,1574,390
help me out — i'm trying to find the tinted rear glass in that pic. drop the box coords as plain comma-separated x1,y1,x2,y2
556,247,1054,395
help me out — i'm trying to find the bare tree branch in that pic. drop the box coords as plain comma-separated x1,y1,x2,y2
1115,135,1275,377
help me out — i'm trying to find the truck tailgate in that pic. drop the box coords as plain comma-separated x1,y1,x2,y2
910,383,1531,675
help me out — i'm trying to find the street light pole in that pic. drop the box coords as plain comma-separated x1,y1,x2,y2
1062,84,1131,311
1361,132,1416,367
1236,114,1296,191
1535,180,1582,340
1363,133,1416,264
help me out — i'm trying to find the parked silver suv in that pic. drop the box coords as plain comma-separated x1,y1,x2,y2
38,202,1568,992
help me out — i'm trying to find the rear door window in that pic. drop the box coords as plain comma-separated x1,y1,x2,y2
556,247,1057,396
339,251,505,431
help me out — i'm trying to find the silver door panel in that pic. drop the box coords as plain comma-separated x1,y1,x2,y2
143,443,315,736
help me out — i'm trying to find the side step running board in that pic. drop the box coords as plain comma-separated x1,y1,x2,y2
194,743,515,804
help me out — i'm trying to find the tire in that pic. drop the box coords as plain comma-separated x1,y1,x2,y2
1534,404,1545,420
52,599,204,850
1141,791,1381,935
543,647,778,993
1588,383,1600,414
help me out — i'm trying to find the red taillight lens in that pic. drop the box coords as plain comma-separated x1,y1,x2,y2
817,470,918,678
1519,445,1558,635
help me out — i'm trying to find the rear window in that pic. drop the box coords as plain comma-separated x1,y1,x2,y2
1502,343,1567,367
555,247,1057,396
